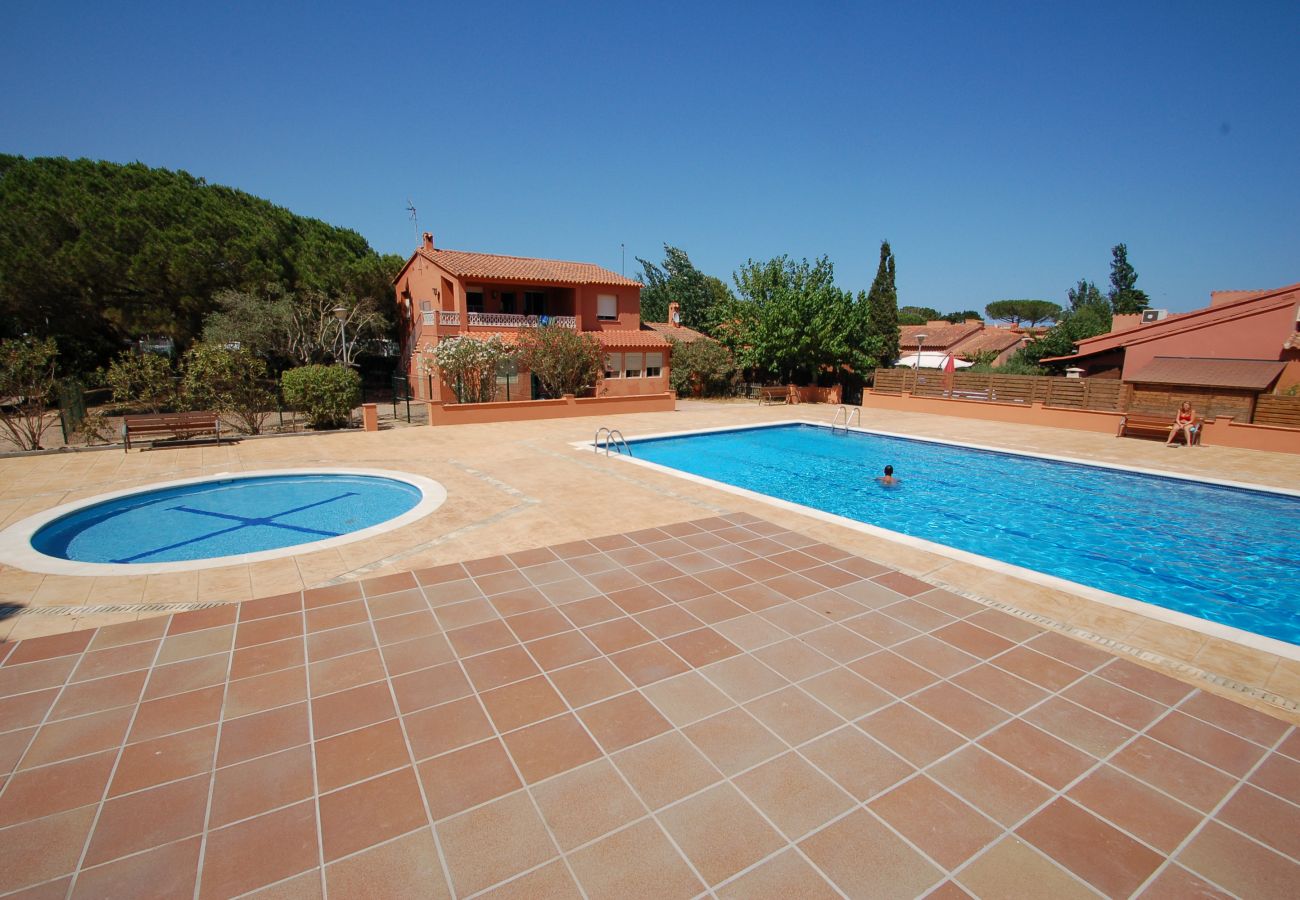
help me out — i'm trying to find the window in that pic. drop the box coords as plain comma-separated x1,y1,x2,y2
624,353,643,378
645,352,663,377
420,300,434,326
525,292,546,316
597,294,618,321
604,353,622,379
500,292,516,314
467,290,484,313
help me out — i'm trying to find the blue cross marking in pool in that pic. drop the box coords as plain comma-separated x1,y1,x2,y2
111,492,358,563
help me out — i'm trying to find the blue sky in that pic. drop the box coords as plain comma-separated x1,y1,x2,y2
3,0,1297,312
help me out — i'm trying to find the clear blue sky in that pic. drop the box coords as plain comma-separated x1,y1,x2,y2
3,1,1297,312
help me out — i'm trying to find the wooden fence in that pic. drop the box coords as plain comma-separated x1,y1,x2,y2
871,369,1125,412
1254,394,1300,428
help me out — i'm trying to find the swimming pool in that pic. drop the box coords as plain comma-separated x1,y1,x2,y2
623,423,1300,647
0,469,446,575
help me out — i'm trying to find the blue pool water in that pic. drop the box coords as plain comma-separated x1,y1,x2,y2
632,424,1300,645
32,474,423,564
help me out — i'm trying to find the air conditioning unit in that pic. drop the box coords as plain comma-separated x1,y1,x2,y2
1141,309,1168,323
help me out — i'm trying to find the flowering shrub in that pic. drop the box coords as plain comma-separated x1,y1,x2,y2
434,335,515,403
515,325,603,398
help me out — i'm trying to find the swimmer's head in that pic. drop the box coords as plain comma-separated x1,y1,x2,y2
884,465,893,476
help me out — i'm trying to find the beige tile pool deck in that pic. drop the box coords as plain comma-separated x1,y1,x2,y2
0,401,1297,897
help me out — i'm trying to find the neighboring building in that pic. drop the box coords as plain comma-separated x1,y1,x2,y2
898,320,1032,367
393,234,672,401
1041,281,1300,392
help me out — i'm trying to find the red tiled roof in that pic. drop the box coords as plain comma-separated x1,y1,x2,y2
952,330,1024,357
1125,357,1287,391
593,330,669,349
1043,281,1300,363
643,322,712,343
416,248,641,287
899,323,982,350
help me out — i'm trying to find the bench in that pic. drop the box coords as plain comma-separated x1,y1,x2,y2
1117,413,1202,446
758,386,789,405
122,411,222,452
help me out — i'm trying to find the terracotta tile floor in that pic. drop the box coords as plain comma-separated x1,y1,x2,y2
0,514,1297,899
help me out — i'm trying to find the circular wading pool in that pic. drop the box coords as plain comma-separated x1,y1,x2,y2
0,469,446,576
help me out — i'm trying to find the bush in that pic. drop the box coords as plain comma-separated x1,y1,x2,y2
0,337,59,450
106,351,175,413
281,365,360,429
515,325,604,398
181,343,274,434
668,338,737,397
434,335,516,403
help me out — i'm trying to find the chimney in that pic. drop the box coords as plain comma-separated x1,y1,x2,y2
668,302,681,325
422,232,434,251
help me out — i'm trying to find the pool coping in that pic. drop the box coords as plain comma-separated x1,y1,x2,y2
0,467,448,577
574,419,1300,662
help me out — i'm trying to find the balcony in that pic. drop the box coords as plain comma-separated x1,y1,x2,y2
464,312,576,329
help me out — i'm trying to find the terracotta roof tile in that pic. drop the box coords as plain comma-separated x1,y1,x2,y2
953,330,1025,357
643,322,712,343
1126,357,1287,391
593,330,670,349
416,248,641,287
899,323,982,350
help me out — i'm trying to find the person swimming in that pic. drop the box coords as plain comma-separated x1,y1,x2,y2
876,465,900,486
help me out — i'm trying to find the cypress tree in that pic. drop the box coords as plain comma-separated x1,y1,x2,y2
864,241,900,368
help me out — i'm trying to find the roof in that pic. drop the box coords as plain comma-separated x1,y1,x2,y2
414,247,641,287
952,329,1024,357
643,321,712,343
1042,281,1300,363
1125,357,1287,391
899,322,982,350
593,330,669,349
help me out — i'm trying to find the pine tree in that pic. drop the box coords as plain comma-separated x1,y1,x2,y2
863,241,900,368
1108,244,1151,314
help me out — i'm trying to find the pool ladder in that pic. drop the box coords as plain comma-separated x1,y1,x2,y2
830,405,860,433
594,427,631,456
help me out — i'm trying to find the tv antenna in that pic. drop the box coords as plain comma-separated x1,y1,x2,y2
406,199,419,245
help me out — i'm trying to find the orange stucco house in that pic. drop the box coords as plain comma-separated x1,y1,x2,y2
393,234,681,402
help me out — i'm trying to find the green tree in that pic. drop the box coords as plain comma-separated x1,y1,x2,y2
202,287,389,369
863,242,901,370
515,325,604,398
635,245,727,331
0,155,400,371
897,305,940,326
280,365,360,429
1012,292,1112,369
1067,278,1106,310
106,351,175,413
984,299,1063,327
180,343,274,434
942,310,983,323
667,338,737,397
0,336,58,450
726,255,865,384
1108,243,1151,314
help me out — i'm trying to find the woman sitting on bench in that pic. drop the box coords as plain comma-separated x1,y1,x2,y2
1165,401,1197,447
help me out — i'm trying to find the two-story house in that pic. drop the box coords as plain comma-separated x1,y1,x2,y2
393,233,673,402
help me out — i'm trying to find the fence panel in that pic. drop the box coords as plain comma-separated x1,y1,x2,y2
871,369,1128,411
872,369,907,394
1254,394,1300,428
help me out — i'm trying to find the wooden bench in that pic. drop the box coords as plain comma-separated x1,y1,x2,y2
758,386,789,405
122,411,222,452
1117,413,1202,446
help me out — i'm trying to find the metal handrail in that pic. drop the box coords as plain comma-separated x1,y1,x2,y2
593,427,632,456
830,405,860,433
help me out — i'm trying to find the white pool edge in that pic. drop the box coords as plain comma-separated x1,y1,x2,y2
0,467,447,577
574,420,1300,662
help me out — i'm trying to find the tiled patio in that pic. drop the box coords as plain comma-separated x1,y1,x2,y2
0,513,1295,899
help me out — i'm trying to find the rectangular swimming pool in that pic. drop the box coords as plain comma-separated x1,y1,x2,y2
620,423,1300,649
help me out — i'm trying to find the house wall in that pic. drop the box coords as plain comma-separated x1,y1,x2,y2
575,284,643,332
1117,301,1300,380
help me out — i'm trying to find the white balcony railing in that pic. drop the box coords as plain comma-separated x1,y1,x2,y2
465,313,576,329
439,311,460,326
422,311,435,326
